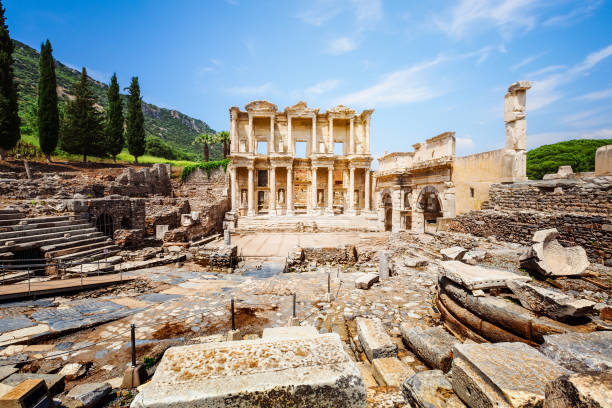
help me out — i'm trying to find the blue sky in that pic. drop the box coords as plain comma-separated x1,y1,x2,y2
5,0,612,158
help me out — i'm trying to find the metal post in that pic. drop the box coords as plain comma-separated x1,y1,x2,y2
131,324,136,367
231,297,236,331
292,293,296,318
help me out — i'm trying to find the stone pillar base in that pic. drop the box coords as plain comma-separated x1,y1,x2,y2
287,317,300,327
227,329,241,341
286,210,295,216
247,210,254,217
121,364,148,389
325,208,334,216
268,209,277,217
346,209,357,216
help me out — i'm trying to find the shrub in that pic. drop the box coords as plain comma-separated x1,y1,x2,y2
181,158,229,181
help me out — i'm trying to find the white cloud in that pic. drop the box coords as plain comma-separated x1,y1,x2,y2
352,0,383,29
306,79,341,95
526,65,566,78
434,0,540,39
337,56,446,107
297,0,382,28
528,128,612,148
326,37,358,55
227,82,277,96
543,0,602,26
510,53,544,71
456,137,475,148
574,88,612,101
528,43,612,111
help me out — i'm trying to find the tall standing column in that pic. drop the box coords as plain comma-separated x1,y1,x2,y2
364,169,371,211
248,114,254,153
269,115,275,154
269,166,276,216
230,109,238,153
365,119,370,154
328,117,334,154
326,166,334,215
230,166,238,212
247,167,254,217
311,116,317,154
311,166,318,214
348,166,355,214
349,117,355,154
287,116,293,155
286,166,294,216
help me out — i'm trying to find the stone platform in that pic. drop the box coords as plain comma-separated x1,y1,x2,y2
233,214,381,233
131,333,366,408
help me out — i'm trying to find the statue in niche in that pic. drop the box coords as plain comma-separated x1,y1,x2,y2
318,189,324,205
278,189,285,204
241,189,247,206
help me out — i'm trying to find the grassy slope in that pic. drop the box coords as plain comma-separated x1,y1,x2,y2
526,139,612,180
13,40,222,160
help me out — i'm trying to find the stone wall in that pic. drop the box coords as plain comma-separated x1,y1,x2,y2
302,245,358,264
448,177,612,265
68,195,146,233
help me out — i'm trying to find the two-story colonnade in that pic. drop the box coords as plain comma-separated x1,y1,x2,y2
226,101,377,230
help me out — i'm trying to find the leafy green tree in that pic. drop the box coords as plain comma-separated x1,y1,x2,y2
526,139,612,179
192,133,216,162
37,39,59,162
217,130,230,158
59,67,104,162
126,76,145,163
0,0,20,159
105,73,124,162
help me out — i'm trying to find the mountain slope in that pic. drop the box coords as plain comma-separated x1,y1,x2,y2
13,40,220,159
526,139,612,180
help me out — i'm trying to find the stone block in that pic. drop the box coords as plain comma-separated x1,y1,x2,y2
262,326,318,340
155,225,169,240
451,342,571,408
400,324,459,373
402,257,428,267
0,366,17,382
440,246,467,260
402,370,466,408
180,214,194,227
540,332,612,372
66,382,111,408
378,250,390,278
2,373,64,396
0,379,51,408
356,317,397,362
130,334,366,408
440,261,530,290
58,363,87,381
543,371,612,408
371,357,414,387
355,273,379,290
121,365,147,389
520,228,589,277
226,329,241,341
595,145,612,176
0,383,12,397
507,280,595,321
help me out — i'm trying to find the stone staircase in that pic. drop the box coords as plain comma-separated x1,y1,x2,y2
0,208,121,276
234,214,382,233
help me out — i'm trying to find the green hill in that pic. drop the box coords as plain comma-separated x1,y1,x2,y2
13,40,222,160
527,139,612,180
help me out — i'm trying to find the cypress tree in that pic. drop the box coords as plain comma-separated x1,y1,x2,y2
59,67,104,162
105,73,124,162
37,39,59,162
0,0,20,159
126,77,145,163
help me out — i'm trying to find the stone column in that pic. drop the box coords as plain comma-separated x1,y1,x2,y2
247,166,254,217
348,166,355,215
364,169,370,211
328,117,334,154
311,166,318,214
326,166,334,215
365,118,370,153
349,117,354,154
230,109,238,153
311,116,317,154
269,166,276,216
270,115,275,154
248,114,253,153
286,166,294,216
287,116,293,155
230,166,238,212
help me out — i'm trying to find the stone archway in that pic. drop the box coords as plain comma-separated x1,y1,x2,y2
416,186,443,229
382,192,393,231
95,213,114,238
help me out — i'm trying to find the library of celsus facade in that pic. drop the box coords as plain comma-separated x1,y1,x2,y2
226,101,376,229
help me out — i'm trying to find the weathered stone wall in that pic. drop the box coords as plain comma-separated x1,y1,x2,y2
68,196,146,233
448,177,612,265
302,245,358,264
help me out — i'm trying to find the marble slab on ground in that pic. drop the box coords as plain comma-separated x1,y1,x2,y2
261,326,319,340
402,370,466,408
356,317,397,362
130,333,366,408
540,331,612,372
451,342,570,408
371,357,415,387
440,261,530,290
400,324,459,373
0,316,35,333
